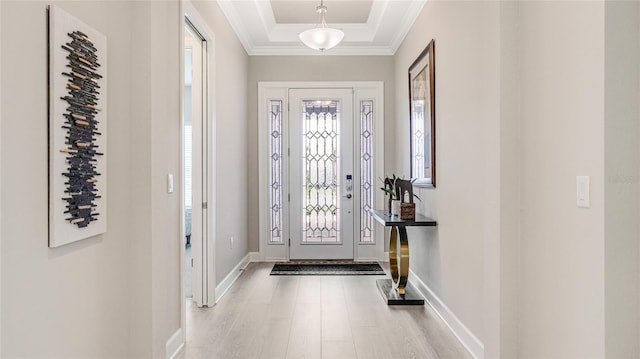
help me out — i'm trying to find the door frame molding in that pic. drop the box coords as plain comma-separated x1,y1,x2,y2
179,0,217,349
258,81,385,262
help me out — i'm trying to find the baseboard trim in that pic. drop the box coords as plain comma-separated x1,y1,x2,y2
409,269,484,359
166,328,184,359
251,251,287,262
215,253,250,303
253,252,388,262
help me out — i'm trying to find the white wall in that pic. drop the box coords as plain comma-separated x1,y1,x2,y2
495,2,521,357
1,1,133,357
499,1,638,357
518,2,606,357
247,55,395,252
0,1,3,355
127,0,185,357
190,1,250,285
128,3,154,354
150,2,182,354
394,1,640,358
393,2,504,355
604,1,640,357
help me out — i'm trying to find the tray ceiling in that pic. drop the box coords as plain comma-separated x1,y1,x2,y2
216,0,427,55
272,1,372,24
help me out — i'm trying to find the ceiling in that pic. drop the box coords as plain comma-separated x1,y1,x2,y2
216,0,427,56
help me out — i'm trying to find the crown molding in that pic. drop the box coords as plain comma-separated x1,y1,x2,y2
367,0,389,31
248,45,396,56
255,0,277,33
216,0,254,54
217,0,427,56
389,0,427,53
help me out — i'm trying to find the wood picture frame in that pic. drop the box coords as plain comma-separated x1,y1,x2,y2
409,39,435,187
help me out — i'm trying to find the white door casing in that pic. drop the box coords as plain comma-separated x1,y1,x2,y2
178,2,218,353
183,4,216,309
258,82,385,262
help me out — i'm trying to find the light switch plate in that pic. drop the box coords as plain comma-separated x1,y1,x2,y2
577,176,590,208
167,174,174,194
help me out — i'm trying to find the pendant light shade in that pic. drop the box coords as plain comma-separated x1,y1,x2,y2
299,0,344,51
299,27,344,51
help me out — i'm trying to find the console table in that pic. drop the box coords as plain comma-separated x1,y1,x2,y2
370,209,437,305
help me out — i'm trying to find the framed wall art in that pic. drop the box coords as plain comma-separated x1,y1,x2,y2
409,39,435,187
48,5,107,247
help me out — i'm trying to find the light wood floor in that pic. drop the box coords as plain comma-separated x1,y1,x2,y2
177,262,471,359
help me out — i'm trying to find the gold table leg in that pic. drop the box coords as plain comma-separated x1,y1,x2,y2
388,226,409,295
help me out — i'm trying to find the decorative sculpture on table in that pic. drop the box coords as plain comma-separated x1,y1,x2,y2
48,5,107,247
381,175,418,219
396,179,416,220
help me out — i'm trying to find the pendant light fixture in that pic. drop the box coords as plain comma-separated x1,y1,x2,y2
298,0,344,51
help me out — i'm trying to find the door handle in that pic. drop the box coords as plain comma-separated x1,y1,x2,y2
343,194,352,199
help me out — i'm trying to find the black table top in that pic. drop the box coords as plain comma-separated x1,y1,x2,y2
370,209,437,227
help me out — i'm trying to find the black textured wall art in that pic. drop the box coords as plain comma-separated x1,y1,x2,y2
60,30,103,228
49,6,107,247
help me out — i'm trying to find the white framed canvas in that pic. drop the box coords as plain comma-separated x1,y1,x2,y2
48,5,107,247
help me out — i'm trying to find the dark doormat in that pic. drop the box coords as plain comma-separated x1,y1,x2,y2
270,261,385,275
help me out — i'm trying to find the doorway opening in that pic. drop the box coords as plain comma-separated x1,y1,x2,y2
179,3,218,352
258,82,385,262
183,18,209,307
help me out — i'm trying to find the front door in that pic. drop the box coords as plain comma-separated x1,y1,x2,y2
289,89,354,259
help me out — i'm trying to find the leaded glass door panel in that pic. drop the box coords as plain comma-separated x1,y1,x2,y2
289,89,354,260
